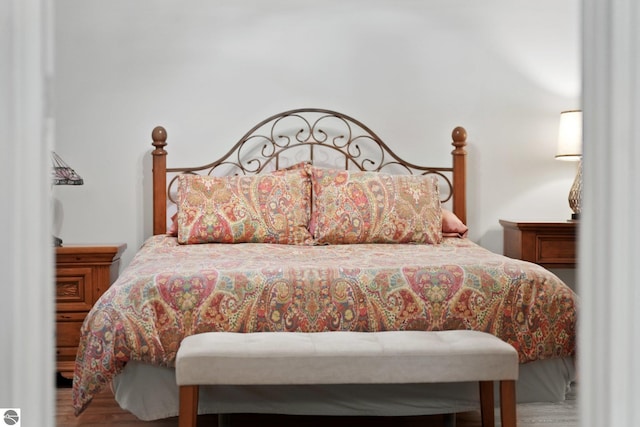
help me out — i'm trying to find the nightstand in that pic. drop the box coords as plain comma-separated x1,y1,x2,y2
499,220,577,268
55,244,126,379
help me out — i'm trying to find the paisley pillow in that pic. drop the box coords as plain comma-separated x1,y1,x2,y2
310,168,443,244
442,209,468,238
167,162,312,237
177,169,312,245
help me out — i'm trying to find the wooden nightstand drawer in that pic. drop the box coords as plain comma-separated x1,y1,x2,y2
55,244,126,379
537,235,576,264
56,267,93,311
56,312,86,348
56,347,79,362
499,220,577,268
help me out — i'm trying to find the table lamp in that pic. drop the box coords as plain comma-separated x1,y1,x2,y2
51,152,83,246
555,110,582,220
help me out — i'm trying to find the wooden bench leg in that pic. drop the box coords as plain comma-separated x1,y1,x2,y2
500,380,517,427
478,381,495,427
179,385,199,427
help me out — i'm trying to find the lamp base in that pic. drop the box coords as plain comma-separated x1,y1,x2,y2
567,160,582,223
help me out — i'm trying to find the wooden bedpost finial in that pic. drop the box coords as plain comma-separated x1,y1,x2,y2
452,126,467,151
152,126,168,155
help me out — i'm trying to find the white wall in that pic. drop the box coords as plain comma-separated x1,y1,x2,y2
53,0,581,271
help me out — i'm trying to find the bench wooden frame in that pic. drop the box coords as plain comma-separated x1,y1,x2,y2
175,331,518,427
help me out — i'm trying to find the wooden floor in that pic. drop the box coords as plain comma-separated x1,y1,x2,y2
56,383,578,427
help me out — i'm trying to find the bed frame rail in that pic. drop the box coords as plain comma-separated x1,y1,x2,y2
151,108,467,235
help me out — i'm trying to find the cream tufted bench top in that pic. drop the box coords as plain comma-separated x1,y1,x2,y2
176,330,519,427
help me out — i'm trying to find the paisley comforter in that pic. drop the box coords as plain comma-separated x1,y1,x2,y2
72,235,577,415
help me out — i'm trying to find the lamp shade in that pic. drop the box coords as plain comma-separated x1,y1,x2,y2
556,110,582,161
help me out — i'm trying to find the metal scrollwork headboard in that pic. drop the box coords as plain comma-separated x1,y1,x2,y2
151,108,467,235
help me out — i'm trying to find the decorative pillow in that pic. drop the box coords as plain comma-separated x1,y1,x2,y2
310,168,443,244
167,212,178,237
176,169,312,244
270,161,311,175
167,163,312,237
442,209,469,238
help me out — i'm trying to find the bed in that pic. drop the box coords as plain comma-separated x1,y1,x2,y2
72,108,577,420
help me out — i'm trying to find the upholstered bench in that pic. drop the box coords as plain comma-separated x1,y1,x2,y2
175,330,519,427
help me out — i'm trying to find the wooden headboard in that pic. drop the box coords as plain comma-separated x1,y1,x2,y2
150,108,467,236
